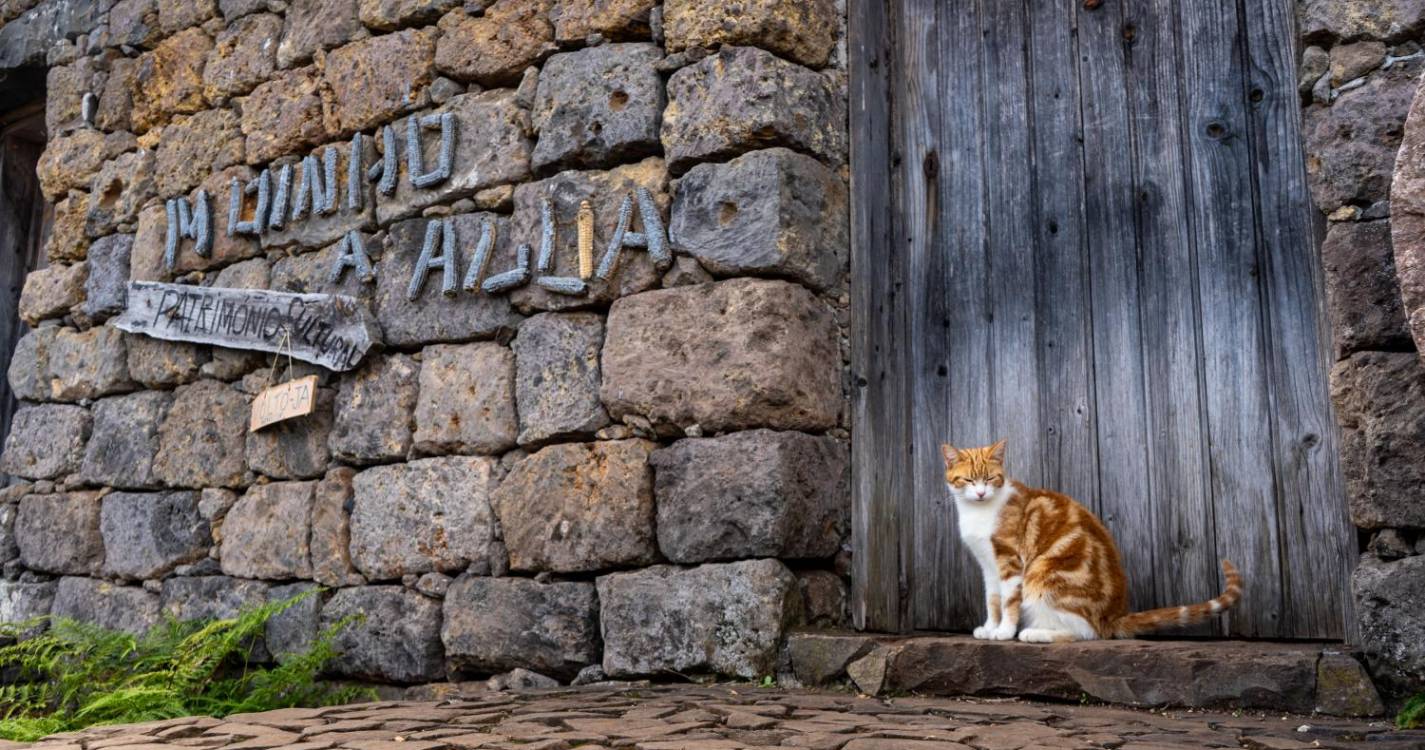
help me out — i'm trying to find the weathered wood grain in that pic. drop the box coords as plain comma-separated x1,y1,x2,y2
1078,0,1158,614
1123,0,1220,635
1177,0,1284,637
114,281,381,372
1239,0,1353,639
849,0,905,632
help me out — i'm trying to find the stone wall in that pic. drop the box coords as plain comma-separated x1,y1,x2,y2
0,0,852,686
1298,0,1425,698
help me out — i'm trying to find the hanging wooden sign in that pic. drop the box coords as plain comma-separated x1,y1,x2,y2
249,375,319,431
114,282,380,372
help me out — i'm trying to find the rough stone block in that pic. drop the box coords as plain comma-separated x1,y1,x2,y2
157,0,217,33
321,586,445,683
0,503,19,565
19,262,86,326
52,577,162,636
106,0,160,48
1331,351,1425,529
1323,220,1413,357
267,581,324,662
492,439,657,573
8,327,53,401
1353,554,1425,695
154,109,245,198
601,278,840,432
326,28,435,133
311,467,366,587
0,581,57,629
131,28,213,133
126,334,208,388
652,430,847,563
1304,68,1417,213
81,234,133,322
46,325,135,401
442,576,599,678
350,456,500,580
358,0,459,30
552,0,654,43
220,0,266,20
277,0,362,68
597,559,801,679
330,353,419,463
16,492,105,576
0,0,102,69
130,201,172,283
47,190,90,263
220,481,315,580
787,631,875,686
46,55,107,137
100,490,209,580
1300,0,1425,41
246,388,335,480
270,233,381,300
86,148,155,239
671,148,847,292
153,379,250,489
376,91,534,225
413,343,518,456
37,129,138,202
507,157,669,312
663,0,838,68
203,12,281,100
241,66,336,164
161,575,269,623
1316,651,1385,717
531,43,663,172
96,57,138,133
375,213,523,346
434,0,555,86
81,391,173,489
512,312,609,446
1,404,91,480
662,46,847,173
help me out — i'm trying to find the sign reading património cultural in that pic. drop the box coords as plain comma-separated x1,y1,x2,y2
114,282,380,372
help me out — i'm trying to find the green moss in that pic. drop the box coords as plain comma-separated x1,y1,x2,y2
0,590,371,742
1398,693,1425,729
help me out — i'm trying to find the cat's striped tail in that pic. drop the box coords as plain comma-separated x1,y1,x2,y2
1109,560,1242,638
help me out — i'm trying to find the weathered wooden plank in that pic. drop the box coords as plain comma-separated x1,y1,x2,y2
925,0,995,630
1238,0,1352,639
901,0,949,632
1027,1,1097,510
848,0,906,632
1077,0,1157,613
250,374,320,431
1177,0,1284,637
114,281,381,372
981,0,1042,494
1123,0,1220,634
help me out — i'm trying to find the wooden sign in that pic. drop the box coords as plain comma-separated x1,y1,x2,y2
114,282,381,372
250,375,319,431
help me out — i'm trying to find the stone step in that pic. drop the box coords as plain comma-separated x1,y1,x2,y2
787,631,1386,717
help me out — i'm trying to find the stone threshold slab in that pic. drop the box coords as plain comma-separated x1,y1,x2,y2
787,630,1385,717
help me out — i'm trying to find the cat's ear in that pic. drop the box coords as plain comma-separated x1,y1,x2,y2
988,438,1007,463
940,443,959,467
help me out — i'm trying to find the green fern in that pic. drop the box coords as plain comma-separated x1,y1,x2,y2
1399,693,1425,729
0,589,370,742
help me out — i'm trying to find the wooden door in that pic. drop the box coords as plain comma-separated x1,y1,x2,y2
0,106,49,470
850,0,1355,639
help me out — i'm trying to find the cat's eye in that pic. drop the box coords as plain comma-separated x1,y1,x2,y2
951,478,968,487
990,474,1003,483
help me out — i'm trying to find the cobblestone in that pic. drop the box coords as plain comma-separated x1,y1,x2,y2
11,685,1416,749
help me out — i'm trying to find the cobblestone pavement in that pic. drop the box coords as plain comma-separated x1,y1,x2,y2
6,685,1422,750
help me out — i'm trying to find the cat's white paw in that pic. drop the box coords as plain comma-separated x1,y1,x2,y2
972,624,997,639
989,623,1018,641
1017,628,1069,644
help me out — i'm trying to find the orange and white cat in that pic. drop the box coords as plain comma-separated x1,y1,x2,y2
942,440,1241,643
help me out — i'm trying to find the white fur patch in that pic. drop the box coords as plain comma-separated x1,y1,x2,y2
1022,596,1098,641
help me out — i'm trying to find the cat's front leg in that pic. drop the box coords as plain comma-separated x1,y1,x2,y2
972,567,1001,639
990,575,1023,640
